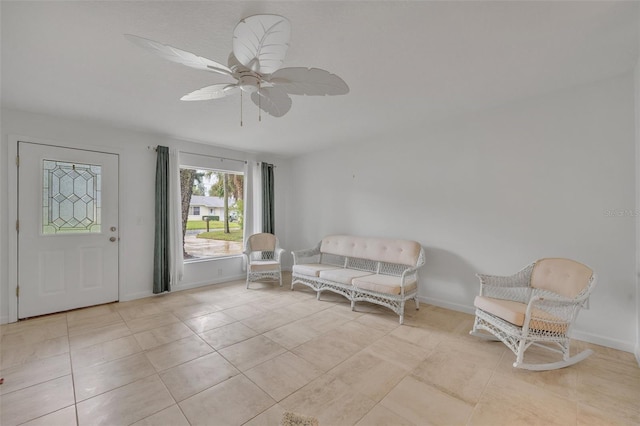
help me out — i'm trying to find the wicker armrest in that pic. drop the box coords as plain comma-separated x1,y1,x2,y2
477,263,534,301
274,247,285,262
291,244,321,265
524,296,580,331
477,264,534,288
400,265,420,286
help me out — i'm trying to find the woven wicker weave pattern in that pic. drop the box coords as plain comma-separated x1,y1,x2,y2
471,259,597,370
243,233,284,288
291,235,425,324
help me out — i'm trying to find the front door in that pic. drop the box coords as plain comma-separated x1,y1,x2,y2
18,142,119,318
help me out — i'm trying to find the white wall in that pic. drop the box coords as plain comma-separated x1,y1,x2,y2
0,108,290,323
288,74,636,352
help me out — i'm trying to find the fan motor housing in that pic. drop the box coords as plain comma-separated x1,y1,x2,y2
238,74,261,93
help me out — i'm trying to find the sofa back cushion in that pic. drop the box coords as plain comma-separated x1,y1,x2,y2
530,258,593,299
320,235,421,267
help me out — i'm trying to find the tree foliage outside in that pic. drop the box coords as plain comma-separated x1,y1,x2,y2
209,172,244,234
180,169,198,257
209,172,243,200
192,180,205,196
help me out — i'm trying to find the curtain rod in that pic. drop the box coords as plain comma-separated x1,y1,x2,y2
148,146,247,164
181,150,247,164
257,162,276,168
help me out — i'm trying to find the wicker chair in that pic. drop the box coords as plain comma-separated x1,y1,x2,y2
470,258,597,370
243,233,284,289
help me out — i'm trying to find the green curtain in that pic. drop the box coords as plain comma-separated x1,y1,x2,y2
261,162,275,234
153,146,170,293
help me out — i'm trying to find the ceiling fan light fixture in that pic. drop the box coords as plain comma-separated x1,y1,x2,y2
125,14,348,121
238,75,261,93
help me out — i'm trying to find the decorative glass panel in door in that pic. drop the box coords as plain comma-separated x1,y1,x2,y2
42,160,102,234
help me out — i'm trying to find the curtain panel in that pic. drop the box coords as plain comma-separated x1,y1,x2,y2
169,149,184,287
261,162,275,234
153,146,170,293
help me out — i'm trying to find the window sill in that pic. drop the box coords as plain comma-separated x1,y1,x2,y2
184,254,244,264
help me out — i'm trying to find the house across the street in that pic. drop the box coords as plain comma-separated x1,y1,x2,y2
188,195,236,221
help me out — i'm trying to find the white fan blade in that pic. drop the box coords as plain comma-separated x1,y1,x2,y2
125,34,232,76
251,87,292,117
232,15,290,75
180,84,239,101
269,67,349,96
227,52,249,74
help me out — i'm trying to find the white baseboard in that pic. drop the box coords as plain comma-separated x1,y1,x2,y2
119,290,155,302
120,274,246,302
171,274,247,293
0,314,9,325
418,296,637,354
570,330,636,353
418,295,475,315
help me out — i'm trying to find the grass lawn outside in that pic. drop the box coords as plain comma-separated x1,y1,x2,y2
187,220,240,230
196,229,244,242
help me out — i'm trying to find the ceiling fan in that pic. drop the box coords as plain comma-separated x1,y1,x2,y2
125,14,349,122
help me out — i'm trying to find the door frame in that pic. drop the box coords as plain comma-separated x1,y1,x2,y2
8,135,122,323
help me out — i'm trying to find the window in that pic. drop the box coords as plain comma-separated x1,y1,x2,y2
180,166,244,260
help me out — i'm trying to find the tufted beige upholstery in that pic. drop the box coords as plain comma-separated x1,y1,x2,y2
473,296,567,333
291,235,425,324
353,274,418,296
248,233,278,252
530,258,593,299
320,235,421,266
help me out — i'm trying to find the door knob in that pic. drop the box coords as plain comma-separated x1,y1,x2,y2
110,226,117,232
109,237,117,242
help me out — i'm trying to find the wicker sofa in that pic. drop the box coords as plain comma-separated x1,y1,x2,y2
291,235,425,324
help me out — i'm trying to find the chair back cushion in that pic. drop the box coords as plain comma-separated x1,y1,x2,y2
320,235,421,266
530,258,593,299
248,233,276,251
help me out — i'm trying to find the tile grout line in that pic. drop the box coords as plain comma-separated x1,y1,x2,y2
67,313,81,426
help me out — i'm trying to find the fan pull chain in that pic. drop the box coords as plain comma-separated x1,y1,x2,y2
240,90,243,127
258,82,262,122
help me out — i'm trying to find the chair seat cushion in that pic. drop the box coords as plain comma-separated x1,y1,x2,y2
474,296,567,333
292,263,341,277
318,268,373,285
352,274,417,295
249,260,280,272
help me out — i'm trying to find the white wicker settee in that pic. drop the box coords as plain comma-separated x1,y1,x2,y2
291,235,425,324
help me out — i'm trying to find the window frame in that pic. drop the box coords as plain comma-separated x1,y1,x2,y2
180,164,245,263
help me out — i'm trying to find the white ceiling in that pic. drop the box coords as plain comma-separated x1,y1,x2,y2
2,1,638,157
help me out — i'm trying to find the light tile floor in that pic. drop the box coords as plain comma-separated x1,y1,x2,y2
1,272,639,425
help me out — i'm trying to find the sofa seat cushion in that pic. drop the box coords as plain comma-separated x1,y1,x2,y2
352,274,417,295
249,260,280,272
474,296,567,333
293,263,341,277
318,268,373,285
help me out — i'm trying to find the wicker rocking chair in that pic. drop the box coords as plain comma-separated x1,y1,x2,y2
243,233,284,289
470,258,597,371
